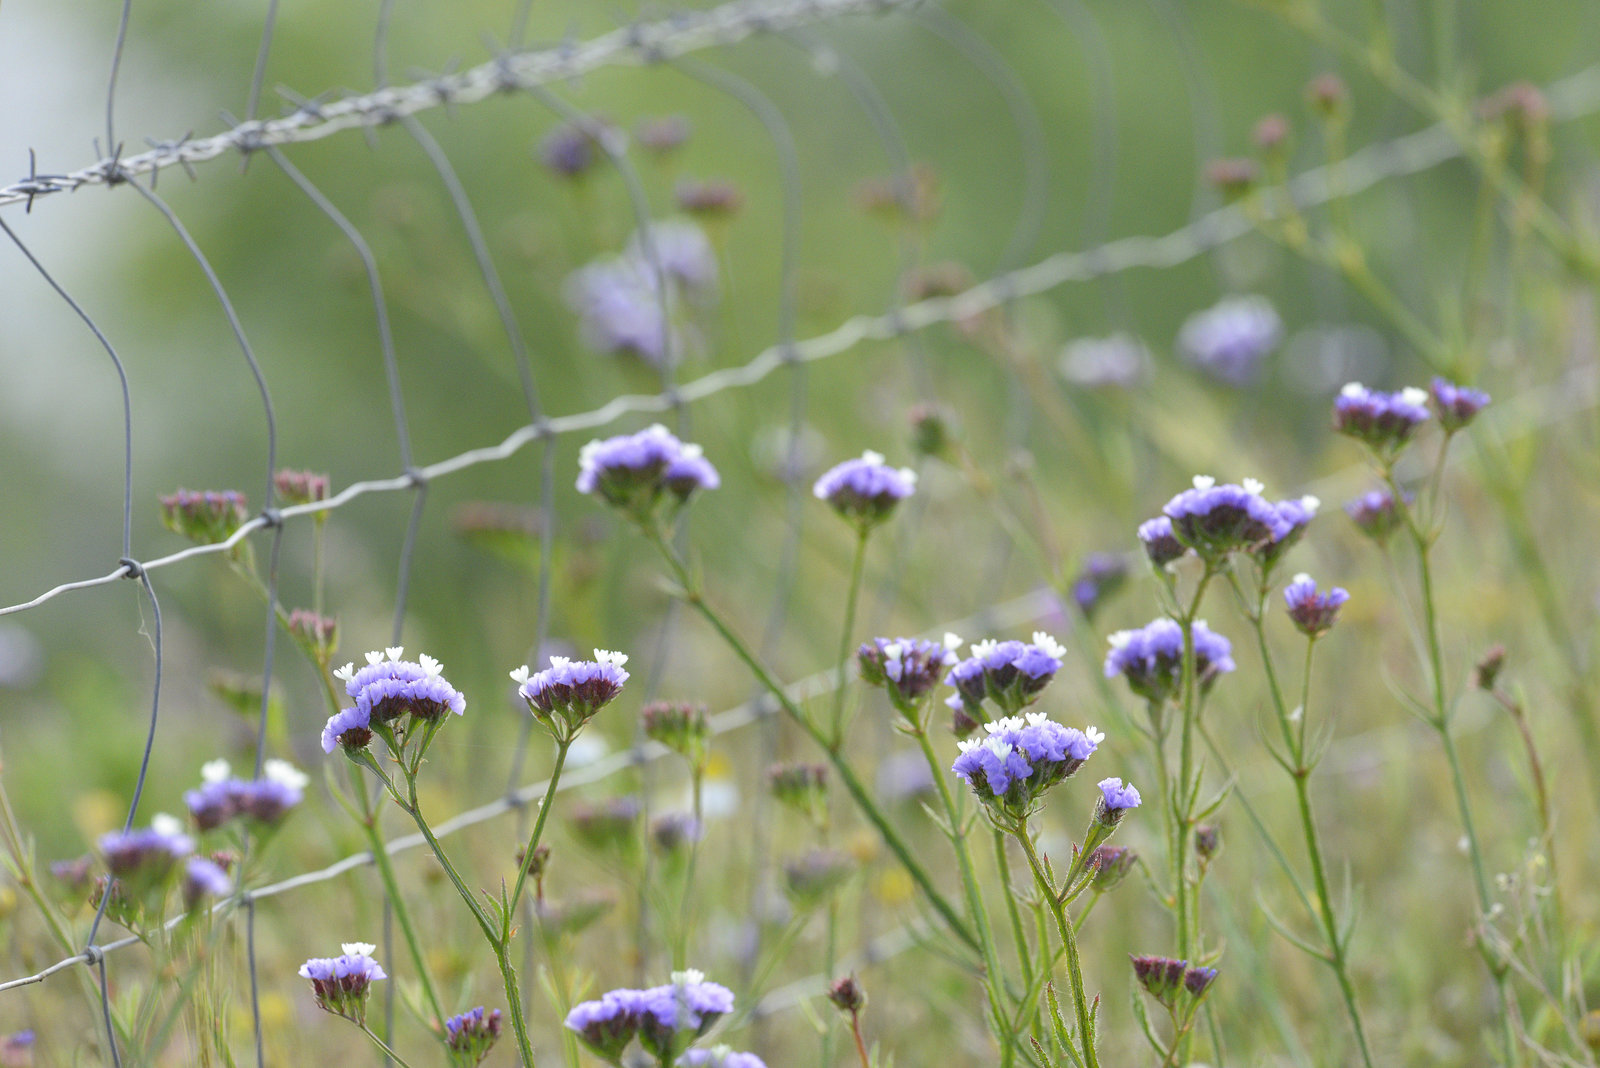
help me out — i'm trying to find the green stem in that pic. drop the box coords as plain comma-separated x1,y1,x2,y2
359,1023,418,1068
830,529,871,747
995,827,1035,989
1174,570,1215,964
507,741,570,919
1014,828,1099,1068
643,525,978,953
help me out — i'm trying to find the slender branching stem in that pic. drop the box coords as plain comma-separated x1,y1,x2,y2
1014,827,1099,1068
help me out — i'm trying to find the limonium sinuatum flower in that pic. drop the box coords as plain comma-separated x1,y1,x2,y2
1137,516,1186,568
1163,476,1292,563
858,634,961,716
565,971,734,1063
514,649,630,742
1345,488,1409,543
679,1048,768,1068
1283,574,1349,638
1430,377,1490,432
159,489,247,545
299,943,387,1025
951,713,1102,821
1070,553,1129,620
444,1006,503,1067
1094,777,1142,827
576,424,720,517
1104,618,1235,705
813,450,917,530
943,633,1066,717
1178,294,1281,384
1333,382,1431,453
1254,494,1320,572
321,648,465,755
1131,955,1218,1012
181,856,232,911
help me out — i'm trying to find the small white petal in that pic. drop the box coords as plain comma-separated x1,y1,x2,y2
1085,726,1106,745
1292,572,1313,585
333,663,355,682
1242,478,1265,496
1031,631,1066,659
1340,381,1365,397
1401,386,1429,407
1191,475,1216,490
1300,495,1321,515
861,450,885,466
263,759,309,791
418,654,443,676
364,650,383,666
594,649,629,667
671,969,706,986
384,646,404,662
201,759,232,784
509,666,531,684
341,942,378,957
151,813,184,838
1107,630,1132,650
943,632,963,651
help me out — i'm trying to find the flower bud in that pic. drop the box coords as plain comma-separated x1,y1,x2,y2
828,976,866,1015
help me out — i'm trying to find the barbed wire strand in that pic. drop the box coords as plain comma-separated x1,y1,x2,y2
103,0,135,160
7,74,1600,621
0,590,1054,995
247,0,284,123
0,0,916,214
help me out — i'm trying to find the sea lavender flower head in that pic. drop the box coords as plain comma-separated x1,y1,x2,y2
444,1007,503,1068
943,633,1066,718
641,701,710,765
635,970,735,1059
0,1030,33,1068
1184,965,1220,999
829,976,867,1015
287,609,339,662
100,818,193,886
576,424,719,517
782,848,854,908
1284,574,1349,638
629,219,718,300
233,760,309,826
299,943,387,1025
181,856,232,911
540,123,598,178
1430,377,1490,433
566,988,644,1063
1071,553,1129,620
567,796,643,853
675,178,745,218
650,812,704,856
1253,495,1320,573
1094,777,1142,827
813,450,917,531
679,1048,768,1068
335,648,466,729
159,489,247,545
514,649,630,741
1087,845,1137,891
321,705,374,756
1179,295,1282,384
1333,382,1432,455
273,469,329,506
1131,955,1191,1010
1345,488,1410,543
1059,332,1152,389
1138,516,1187,569
566,257,673,367
1163,476,1292,563
1104,618,1236,705
858,634,961,717
951,714,1102,821
768,763,828,827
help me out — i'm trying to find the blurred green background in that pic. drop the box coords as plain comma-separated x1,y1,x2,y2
3,0,1600,1063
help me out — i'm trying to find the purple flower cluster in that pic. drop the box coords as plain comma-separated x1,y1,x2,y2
514,649,630,741
100,817,194,905
540,123,599,177
1430,377,1490,432
858,634,960,714
1255,493,1320,572
567,258,673,366
1178,295,1282,384
680,1049,768,1068
1333,382,1432,453
182,856,233,911
1283,574,1349,638
1059,332,1152,389
629,219,718,300
159,489,248,545
565,970,735,1061
1131,954,1219,1011
322,648,466,754
1094,777,1143,827
943,633,1066,718
813,450,917,529
184,759,307,831
444,1006,503,1067
951,714,1102,820
1138,516,1186,568
576,424,720,516
1163,476,1292,562
1104,618,1236,705
1345,488,1410,543
1070,553,1129,620
299,943,387,1025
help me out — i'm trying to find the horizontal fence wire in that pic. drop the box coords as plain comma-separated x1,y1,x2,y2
0,0,910,211
10,61,1600,619
0,589,1057,994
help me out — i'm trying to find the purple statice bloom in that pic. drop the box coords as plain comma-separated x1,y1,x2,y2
1070,553,1129,620
576,424,719,515
1185,965,1220,997
1058,332,1151,389
1095,777,1142,826
1104,618,1236,705
100,821,193,882
651,812,705,854
299,943,387,1025
0,1031,34,1068
629,219,718,299
952,714,1102,820
513,649,630,741
567,988,644,1061
1131,955,1191,1008
1178,295,1282,384
566,257,673,367
540,123,598,178
1345,488,1410,543
1137,516,1187,568
321,705,373,755
1283,574,1349,638
184,778,237,832
1163,476,1292,562
858,634,960,714
1254,494,1320,572
159,488,248,545
1333,382,1431,453
943,633,1066,717
1430,377,1490,432
679,1050,768,1068
635,971,735,1058
813,450,917,529
445,1006,503,1066
182,856,233,911
335,647,466,727
231,778,301,826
